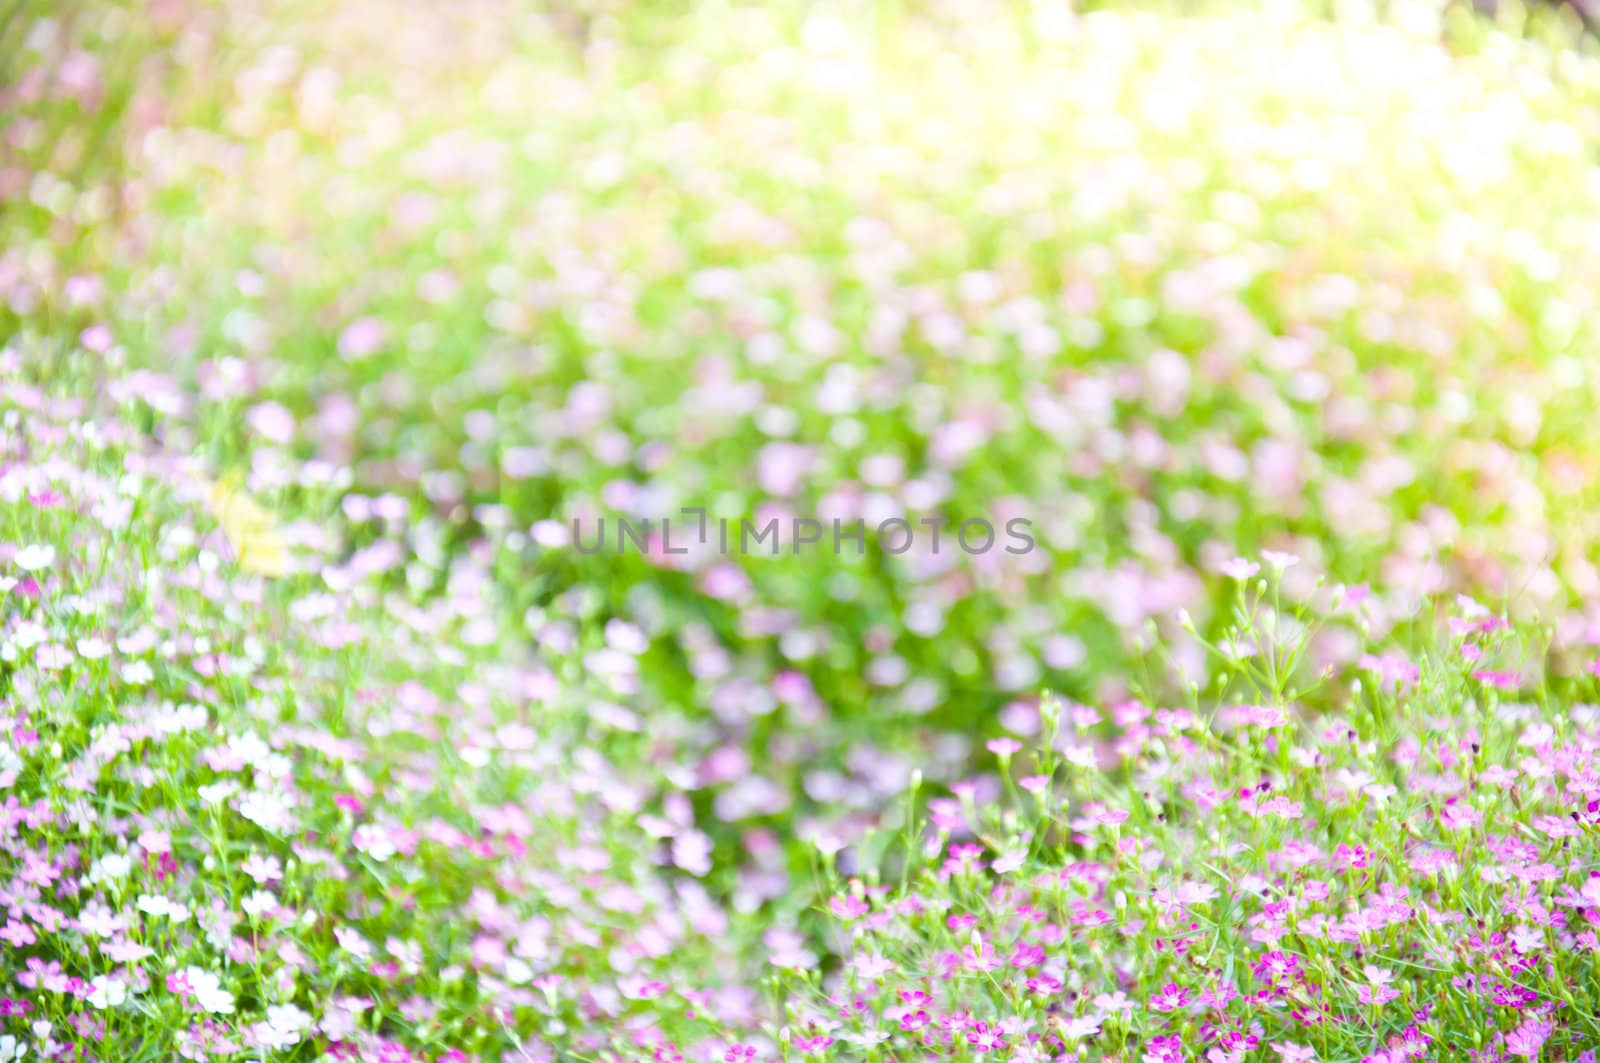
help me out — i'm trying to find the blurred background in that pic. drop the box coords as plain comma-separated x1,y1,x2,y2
7,0,1600,885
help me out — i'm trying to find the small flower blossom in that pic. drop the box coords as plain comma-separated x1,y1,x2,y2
87,976,128,1010
13,545,55,572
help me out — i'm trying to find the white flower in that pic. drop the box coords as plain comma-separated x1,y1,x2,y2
227,732,272,768
252,1022,300,1051
197,781,239,805
136,894,190,922
258,752,293,780
151,703,207,734
14,545,54,572
121,660,154,685
839,1029,890,1049
351,824,395,862
241,891,277,918
991,848,1026,874
181,967,235,1015
0,1033,23,1060
76,637,111,660
0,742,20,787
88,852,132,884
12,621,45,650
238,789,296,833
333,926,372,958
87,975,127,1010
265,1003,311,1041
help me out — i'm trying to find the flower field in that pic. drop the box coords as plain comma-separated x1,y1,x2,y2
7,0,1600,1059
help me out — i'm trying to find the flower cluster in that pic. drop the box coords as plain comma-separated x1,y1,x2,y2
0,357,759,1059
6,0,1600,1059
794,578,1600,1061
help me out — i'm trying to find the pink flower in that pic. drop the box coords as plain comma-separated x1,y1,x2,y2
246,402,296,445
0,920,36,947
1149,983,1190,1013
1506,1019,1552,1058
671,831,713,877
80,324,114,352
338,317,387,360
1220,557,1260,580
1473,669,1519,690
966,1022,1006,1052
1360,652,1419,689
755,443,816,497
829,895,868,920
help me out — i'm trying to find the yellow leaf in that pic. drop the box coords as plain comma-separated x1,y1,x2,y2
207,472,289,578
